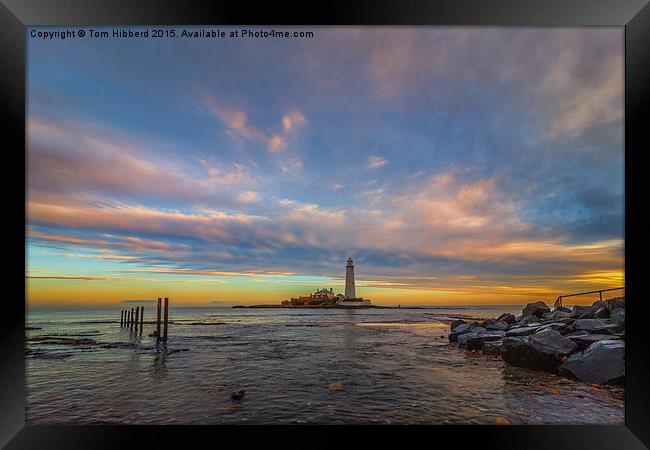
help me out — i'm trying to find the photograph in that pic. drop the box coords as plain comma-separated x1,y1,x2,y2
23,25,628,426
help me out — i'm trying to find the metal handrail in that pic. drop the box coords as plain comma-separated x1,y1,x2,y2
553,287,624,309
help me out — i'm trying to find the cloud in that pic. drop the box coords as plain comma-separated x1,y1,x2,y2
27,117,259,205
366,155,389,169
267,134,286,152
202,95,265,142
238,190,260,203
278,158,303,175
202,93,307,152
282,109,307,131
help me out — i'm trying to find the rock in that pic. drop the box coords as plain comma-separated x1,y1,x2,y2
496,313,516,324
591,300,608,310
329,381,344,392
231,389,245,401
486,322,507,331
606,297,625,312
495,416,512,425
505,325,541,337
565,330,588,338
610,309,625,329
449,323,473,342
547,309,572,321
450,319,466,331
555,306,572,313
570,306,592,319
500,329,578,372
554,318,575,325
522,301,550,319
574,319,622,334
458,331,506,350
469,326,486,333
593,308,610,319
483,339,504,355
559,340,624,385
457,332,480,348
567,333,622,350
536,322,574,335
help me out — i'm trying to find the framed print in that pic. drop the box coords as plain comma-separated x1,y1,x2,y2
2,0,649,448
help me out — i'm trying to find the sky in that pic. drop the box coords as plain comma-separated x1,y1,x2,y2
26,27,624,306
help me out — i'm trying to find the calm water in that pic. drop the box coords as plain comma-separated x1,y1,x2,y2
26,306,624,425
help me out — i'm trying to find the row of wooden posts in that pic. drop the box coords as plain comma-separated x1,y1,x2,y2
119,297,169,342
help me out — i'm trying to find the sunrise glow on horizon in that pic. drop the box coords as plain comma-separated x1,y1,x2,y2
26,27,624,306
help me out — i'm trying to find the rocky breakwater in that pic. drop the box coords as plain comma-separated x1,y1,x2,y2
448,297,625,385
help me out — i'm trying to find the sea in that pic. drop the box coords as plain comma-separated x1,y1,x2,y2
25,305,624,425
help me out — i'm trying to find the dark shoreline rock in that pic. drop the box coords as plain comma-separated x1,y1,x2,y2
559,339,625,385
500,329,578,372
522,301,550,319
448,297,625,386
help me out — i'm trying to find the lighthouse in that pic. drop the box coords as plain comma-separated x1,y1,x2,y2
344,257,356,299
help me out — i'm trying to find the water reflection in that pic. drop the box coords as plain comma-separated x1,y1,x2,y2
151,341,168,381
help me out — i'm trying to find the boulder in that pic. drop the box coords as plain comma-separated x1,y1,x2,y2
458,331,506,350
505,325,541,337
559,340,624,385
457,332,479,349
496,313,517,324
555,306,572,313
500,329,578,372
574,319,622,334
449,323,472,342
469,326,487,334
547,309,572,321
536,322,574,335
483,339,504,356
486,322,507,331
231,389,246,401
522,301,550,319
450,319,466,331
606,297,625,312
591,300,608,311
610,309,625,329
593,307,610,319
551,317,575,325
566,332,622,350
570,305,592,319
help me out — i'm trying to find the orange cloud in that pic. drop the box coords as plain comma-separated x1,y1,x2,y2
202,93,307,152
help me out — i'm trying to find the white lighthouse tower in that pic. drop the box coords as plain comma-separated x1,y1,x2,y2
344,257,356,299
337,257,371,306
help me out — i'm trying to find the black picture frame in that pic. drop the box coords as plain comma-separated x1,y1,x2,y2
2,0,648,448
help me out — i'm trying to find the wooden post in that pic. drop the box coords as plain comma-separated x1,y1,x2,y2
130,308,135,329
599,291,603,302
139,306,144,334
126,310,130,327
156,297,162,340
134,307,139,332
120,310,123,327
162,297,169,342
